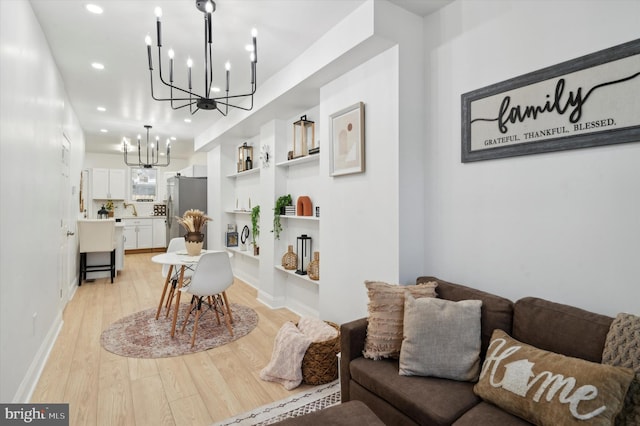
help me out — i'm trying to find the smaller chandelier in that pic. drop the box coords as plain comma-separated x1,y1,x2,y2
123,125,171,168
145,0,258,116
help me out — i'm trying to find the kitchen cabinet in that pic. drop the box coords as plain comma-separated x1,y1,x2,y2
153,217,167,248
123,218,153,250
92,168,126,200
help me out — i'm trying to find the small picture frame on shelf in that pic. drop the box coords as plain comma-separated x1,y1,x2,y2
227,223,237,232
226,232,238,247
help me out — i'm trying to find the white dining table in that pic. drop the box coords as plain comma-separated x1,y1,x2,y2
151,249,232,337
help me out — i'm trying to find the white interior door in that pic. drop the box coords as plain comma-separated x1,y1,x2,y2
59,133,71,307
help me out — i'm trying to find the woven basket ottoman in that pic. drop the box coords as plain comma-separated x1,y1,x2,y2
270,401,385,426
301,321,340,385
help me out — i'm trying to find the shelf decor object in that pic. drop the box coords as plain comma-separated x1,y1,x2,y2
123,124,170,168
330,102,365,176
273,194,293,240
238,142,254,173
293,115,315,158
251,205,260,256
176,209,211,256
308,251,320,281
297,196,313,216
144,1,258,116
240,225,250,251
282,245,298,270
226,231,238,247
295,234,312,275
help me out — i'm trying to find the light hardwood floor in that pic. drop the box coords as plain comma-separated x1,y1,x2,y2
31,252,313,426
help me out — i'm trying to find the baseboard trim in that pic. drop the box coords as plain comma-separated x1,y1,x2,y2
15,312,63,403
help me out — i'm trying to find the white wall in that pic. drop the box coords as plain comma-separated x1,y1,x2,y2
0,0,85,402
319,47,402,324
422,0,640,316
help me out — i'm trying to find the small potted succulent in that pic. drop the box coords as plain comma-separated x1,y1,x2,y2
272,194,292,240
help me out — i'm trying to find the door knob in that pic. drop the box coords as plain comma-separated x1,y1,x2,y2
67,231,75,236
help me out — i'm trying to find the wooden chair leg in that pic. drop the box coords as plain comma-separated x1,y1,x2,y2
221,291,233,323
165,283,176,318
181,298,196,333
156,267,173,320
223,303,234,337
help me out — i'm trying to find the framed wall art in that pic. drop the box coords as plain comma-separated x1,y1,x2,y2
330,102,365,176
461,39,640,162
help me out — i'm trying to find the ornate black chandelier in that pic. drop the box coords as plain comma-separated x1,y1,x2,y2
123,125,171,168
145,0,258,115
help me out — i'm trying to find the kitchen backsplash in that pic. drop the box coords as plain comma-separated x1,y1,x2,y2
89,200,166,218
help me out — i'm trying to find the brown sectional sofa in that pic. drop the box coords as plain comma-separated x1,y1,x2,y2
340,276,617,425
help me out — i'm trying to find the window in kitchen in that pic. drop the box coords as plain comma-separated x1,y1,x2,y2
130,168,157,201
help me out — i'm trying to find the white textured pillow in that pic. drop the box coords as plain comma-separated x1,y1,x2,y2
399,294,482,381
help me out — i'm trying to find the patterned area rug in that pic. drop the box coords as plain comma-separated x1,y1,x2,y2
213,380,341,425
100,303,258,358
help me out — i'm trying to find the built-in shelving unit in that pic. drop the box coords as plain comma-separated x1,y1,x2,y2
274,265,320,285
226,168,260,179
275,154,319,168
226,247,259,260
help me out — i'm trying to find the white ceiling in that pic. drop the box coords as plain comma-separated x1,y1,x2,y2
29,0,450,160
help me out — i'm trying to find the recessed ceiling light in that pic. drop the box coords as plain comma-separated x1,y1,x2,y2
86,4,103,14
245,44,254,52
170,136,177,141
97,106,106,112
91,62,104,70
184,118,191,123
100,129,108,133
210,86,221,93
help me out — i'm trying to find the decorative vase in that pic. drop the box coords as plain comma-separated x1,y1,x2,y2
253,245,260,256
184,232,204,256
308,251,320,280
282,245,298,270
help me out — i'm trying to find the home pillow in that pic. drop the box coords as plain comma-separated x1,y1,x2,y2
601,312,640,426
474,329,634,426
363,280,438,360
399,294,482,381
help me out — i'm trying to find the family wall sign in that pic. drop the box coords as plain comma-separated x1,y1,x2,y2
461,39,640,162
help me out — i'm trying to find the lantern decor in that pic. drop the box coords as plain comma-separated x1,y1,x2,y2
98,205,109,219
238,142,253,173
295,234,312,275
293,115,315,158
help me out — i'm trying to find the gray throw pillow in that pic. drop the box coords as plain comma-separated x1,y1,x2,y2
399,294,482,381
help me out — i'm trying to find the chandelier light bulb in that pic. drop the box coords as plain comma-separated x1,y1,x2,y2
187,58,193,68
252,28,257,37
145,35,152,46
168,49,174,59
154,7,162,18
225,61,231,71
205,1,214,13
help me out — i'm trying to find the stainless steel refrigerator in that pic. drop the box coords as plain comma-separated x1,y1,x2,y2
166,176,208,247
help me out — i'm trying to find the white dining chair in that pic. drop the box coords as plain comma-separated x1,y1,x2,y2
179,251,235,347
78,219,116,285
156,237,195,319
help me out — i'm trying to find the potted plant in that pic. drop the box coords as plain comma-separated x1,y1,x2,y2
176,209,211,255
272,194,292,240
251,205,260,255
105,200,115,217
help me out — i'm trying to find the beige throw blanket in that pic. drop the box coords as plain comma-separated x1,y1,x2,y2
260,318,338,390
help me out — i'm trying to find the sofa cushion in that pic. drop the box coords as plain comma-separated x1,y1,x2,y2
399,295,482,381
474,329,634,426
452,402,533,425
350,357,480,425
416,276,513,360
601,312,640,426
512,297,613,363
363,280,438,360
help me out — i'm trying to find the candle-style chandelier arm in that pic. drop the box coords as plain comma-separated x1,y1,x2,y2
144,0,258,116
